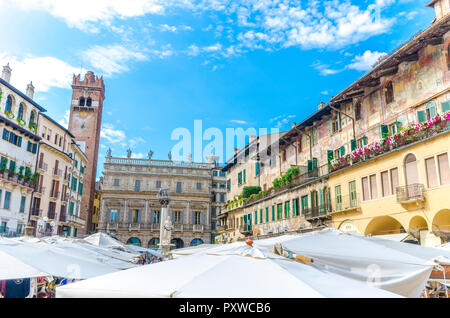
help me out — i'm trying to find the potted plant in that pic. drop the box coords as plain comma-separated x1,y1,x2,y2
31,172,40,187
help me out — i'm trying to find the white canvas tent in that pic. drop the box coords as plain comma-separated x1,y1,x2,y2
56,245,401,298
0,236,139,280
0,250,48,280
273,229,450,297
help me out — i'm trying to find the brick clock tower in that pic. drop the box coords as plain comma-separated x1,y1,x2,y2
68,71,105,234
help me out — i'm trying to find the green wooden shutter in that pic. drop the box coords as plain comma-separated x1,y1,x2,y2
327,150,334,163
243,169,246,183
260,209,263,223
441,100,450,113
254,211,257,225
266,207,269,222
319,188,324,213
340,146,345,157
272,205,275,221
301,195,308,214
256,162,260,176
417,110,426,123
349,181,357,208
335,185,342,211
293,199,297,216
363,136,367,146
381,125,389,139
426,101,437,118
351,139,357,151
17,136,22,147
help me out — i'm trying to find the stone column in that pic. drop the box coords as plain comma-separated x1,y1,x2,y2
122,199,128,223
206,203,210,228
99,198,106,227
144,200,149,224
186,201,191,226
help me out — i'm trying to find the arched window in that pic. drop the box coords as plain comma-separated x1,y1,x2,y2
5,95,13,112
29,110,36,125
404,154,419,186
171,238,184,249
385,81,394,104
425,101,437,121
79,97,85,106
190,238,203,246
86,97,92,107
148,238,160,249
355,102,362,120
18,103,25,120
447,44,450,69
126,237,141,246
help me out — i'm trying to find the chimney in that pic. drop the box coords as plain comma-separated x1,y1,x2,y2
2,63,11,83
26,81,35,99
318,102,326,110
427,0,450,21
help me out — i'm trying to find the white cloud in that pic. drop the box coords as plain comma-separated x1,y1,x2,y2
0,52,80,92
269,114,296,128
348,50,387,71
82,45,147,76
131,152,145,159
312,62,343,76
100,123,126,144
230,119,248,125
129,136,146,148
9,0,165,32
58,110,70,129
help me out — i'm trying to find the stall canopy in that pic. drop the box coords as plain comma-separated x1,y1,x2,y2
0,235,139,280
272,229,450,297
56,244,401,298
0,250,48,280
170,229,450,297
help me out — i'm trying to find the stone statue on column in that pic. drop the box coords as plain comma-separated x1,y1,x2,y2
157,188,174,259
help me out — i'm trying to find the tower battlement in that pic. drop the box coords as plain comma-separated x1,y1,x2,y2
72,71,105,91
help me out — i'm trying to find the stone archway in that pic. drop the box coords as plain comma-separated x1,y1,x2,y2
126,237,141,246
190,238,203,246
171,238,184,249
148,238,160,249
432,209,450,243
364,216,405,236
338,220,360,233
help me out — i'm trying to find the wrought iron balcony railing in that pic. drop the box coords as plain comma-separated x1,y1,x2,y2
334,194,361,213
396,184,425,203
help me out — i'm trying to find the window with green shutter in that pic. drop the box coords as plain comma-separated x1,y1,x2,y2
426,101,437,120
350,139,357,151
243,169,246,183
266,207,269,223
238,172,242,185
254,211,257,225
301,195,308,214
349,181,357,208
272,205,275,221
255,162,260,176
327,150,334,163
260,209,263,224
441,100,450,113
78,182,83,195
319,188,325,213
340,146,345,157
292,199,298,216
335,185,342,211
277,203,283,220
417,110,426,123
381,125,389,139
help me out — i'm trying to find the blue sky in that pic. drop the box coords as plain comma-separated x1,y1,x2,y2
0,0,435,177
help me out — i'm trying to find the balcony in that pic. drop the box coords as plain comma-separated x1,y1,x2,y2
30,208,42,218
49,190,60,200
35,185,45,195
67,214,86,226
396,184,425,204
47,210,56,220
59,213,67,222
173,224,184,232
192,224,204,233
333,194,361,214
37,161,48,172
304,204,331,220
63,173,70,183
53,168,62,178
239,224,252,235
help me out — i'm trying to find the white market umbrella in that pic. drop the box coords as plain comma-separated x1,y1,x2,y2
0,237,138,279
56,245,401,298
0,250,48,280
274,229,450,297
83,233,132,252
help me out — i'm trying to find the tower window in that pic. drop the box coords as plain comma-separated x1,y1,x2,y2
355,102,362,120
79,97,85,106
86,98,92,107
385,81,394,104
